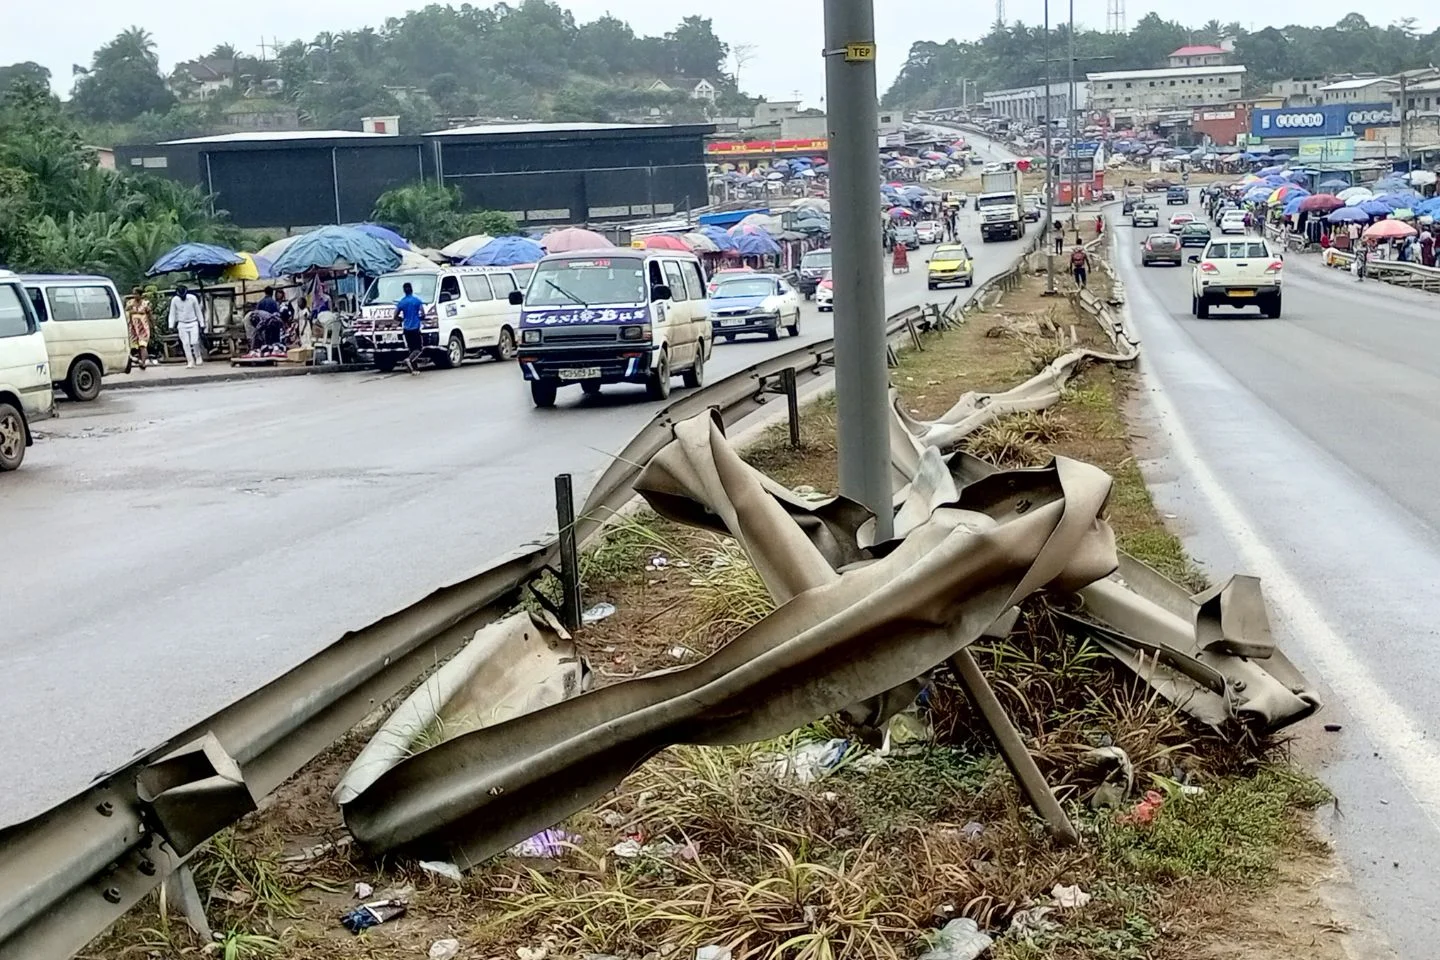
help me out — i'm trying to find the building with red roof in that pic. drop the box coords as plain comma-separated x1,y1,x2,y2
1168,44,1232,69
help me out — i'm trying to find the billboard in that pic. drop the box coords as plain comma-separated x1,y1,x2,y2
1251,103,1395,139
1296,137,1357,164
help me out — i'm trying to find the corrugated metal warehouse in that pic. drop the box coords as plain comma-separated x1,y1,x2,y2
114,122,715,230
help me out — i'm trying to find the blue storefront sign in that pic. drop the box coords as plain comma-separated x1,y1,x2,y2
1251,103,1395,139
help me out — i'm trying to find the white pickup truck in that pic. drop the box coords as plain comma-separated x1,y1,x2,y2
1189,238,1284,319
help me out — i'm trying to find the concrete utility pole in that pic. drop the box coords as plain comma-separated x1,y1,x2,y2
1043,0,1057,294
823,0,893,542
1069,0,1079,216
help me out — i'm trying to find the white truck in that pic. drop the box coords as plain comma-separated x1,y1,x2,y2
977,168,1026,242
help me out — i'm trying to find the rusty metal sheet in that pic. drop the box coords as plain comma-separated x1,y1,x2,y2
341,411,1120,863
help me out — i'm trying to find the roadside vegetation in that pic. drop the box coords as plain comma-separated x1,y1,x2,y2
83,244,1345,960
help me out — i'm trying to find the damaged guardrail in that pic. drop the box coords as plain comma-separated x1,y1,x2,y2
0,292,961,960
334,249,1318,865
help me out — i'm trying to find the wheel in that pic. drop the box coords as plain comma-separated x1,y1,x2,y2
645,350,672,401
491,326,517,361
786,312,800,337
0,401,26,471
682,345,705,389
1190,294,1199,317
964,277,973,287
928,282,937,290
1197,297,1211,319
375,355,398,373
64,357,102,402
767,323,780,341
722,334,734,342
438,333,463,369
530,379,558,408
1264,295,1282,319
581,381,602,396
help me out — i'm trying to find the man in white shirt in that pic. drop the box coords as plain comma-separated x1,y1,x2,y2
169,284,205,368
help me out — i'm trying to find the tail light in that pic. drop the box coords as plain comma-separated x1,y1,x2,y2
1265,260,1284,273
1200,262,1219,274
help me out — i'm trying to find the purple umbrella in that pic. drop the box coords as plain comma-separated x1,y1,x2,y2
1326,207,1371,224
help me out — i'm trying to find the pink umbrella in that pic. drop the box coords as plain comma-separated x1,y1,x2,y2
640,234,690,252
1363,219,1417,240
542,227,613,253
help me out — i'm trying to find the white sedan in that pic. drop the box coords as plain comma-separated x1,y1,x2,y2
709,273,803,341
1219,211,1248,235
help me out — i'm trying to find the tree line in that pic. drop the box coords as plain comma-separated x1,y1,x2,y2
884,13,1440,108
1,1,742,145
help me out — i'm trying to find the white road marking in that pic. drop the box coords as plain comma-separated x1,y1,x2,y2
1124,257,1440,830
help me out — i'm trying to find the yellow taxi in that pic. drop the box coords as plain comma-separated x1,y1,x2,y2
926,243,974,289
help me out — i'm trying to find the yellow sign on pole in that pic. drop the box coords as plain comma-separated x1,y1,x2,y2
845,42,876,62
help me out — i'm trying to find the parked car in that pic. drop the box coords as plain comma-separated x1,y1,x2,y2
1167,212,1196,233
0,270,56,470
927,243,974,289
355,266,521,372
1166,185,1189,205
1179,222,1213,248
1190,238,1284,319
916,220,944,244
796,249,831,299
1131,205,1160,228
815,275,834,311
21,274,128,401
1140,232,1183,267
513,249,711,406
708,273,802,342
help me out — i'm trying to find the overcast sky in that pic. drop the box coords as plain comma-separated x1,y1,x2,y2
5,1,1432,105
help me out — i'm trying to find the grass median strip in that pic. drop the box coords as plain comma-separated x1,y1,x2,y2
84,249,1345,960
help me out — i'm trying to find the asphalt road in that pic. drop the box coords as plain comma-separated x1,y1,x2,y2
1117,199,1440,957
0,135,1027,827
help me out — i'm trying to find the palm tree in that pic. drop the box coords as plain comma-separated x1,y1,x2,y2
209,43,239,62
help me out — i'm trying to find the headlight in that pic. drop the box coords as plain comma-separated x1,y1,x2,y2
521,329,541,345
620,325,650,341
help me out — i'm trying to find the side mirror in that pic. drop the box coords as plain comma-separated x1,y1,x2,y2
651,284,673,302
508,290,524,305
1188,255,1200,263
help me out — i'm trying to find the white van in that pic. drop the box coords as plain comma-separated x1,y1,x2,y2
353,266,522,372
512,249,709,408
22,274,128,401
0,271,57,471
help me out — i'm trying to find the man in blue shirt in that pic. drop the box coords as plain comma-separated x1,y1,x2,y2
256,287,280,316
394,282,426,375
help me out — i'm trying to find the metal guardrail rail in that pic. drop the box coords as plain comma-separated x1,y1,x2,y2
0,291,970,960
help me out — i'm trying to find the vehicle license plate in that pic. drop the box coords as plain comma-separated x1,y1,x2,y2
720,319,748,327
1229,289,1255,297
559,367,601,380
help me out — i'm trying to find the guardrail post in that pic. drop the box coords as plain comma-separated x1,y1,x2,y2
161,864,212,941
781,367,801,448
554,474,582,634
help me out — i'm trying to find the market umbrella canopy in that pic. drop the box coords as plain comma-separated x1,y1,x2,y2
271,226,402,276
1409,170,1438,186
640,235,691,252
147,242,244,277
349,223,412,250
439,235,494,261
256,234,301,263
1364,219,1418,240
1337,186,1373,202
679,232,719,253
542,227,613,253
222,252,276,282
1318,178,1349,190
465,236,546,266
1358,199,1393,217
1326,206,1371,224
699,225,739,252
733,231,781,256
394,249,443,272
1298,194,1344,214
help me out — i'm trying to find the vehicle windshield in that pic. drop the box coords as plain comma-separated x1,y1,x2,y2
363,274,438,305
1207,241,1270,259
919,220,941,229
975,194,1014,209
714,278,778,298
526,258,646,307
934,246,969,260
801,251,832,271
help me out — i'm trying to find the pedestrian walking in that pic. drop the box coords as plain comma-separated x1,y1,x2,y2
169,284,205,368
395,281,426,375
123,286,152,370
1094,213,1104,237
1070,245,1090,288
1354,241,1369,282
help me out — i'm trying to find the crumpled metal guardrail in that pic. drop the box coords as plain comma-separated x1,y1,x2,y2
338,251,1318,862
0,289,963,960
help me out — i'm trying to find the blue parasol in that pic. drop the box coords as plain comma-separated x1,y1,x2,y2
1327,206,1371,223
146,242,244,277
349,223,412,250
733,231,780,256
271,226,402,276
464,236,545,266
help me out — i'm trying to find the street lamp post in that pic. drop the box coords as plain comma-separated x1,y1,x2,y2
1043,0,1057,294
823,0,893,543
